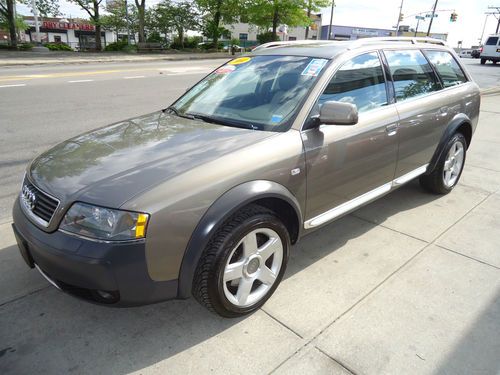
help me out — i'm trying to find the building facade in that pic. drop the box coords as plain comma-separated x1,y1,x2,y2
320,24,447,41
21,17,116,50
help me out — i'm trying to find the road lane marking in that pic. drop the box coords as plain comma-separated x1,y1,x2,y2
0,83,27,88
68,79,93,83
124,76,145,79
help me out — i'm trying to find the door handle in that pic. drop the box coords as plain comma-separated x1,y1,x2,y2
385,124,398,137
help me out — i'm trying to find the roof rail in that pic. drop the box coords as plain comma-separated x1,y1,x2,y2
348,36,447,49
252,40,336,52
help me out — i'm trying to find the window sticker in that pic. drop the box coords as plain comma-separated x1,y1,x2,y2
301,58,328,77
228,57,252,65
215,65,236,74
271,115,283,123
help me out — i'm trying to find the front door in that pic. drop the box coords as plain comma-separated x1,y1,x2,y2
302,51,399,228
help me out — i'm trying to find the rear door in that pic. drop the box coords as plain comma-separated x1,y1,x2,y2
383,49,446,178
482,36,500,58
302,51,399,227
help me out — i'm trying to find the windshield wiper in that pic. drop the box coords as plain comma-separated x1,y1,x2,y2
186,112,258,130
163,106,195,120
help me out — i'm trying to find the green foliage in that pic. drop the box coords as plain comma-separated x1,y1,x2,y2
246,0,310,35
0,14,28,32
196,0,242,47
44,42,73,51
17,0,60,17
256,31,279,44
170,36,203,50
18,42,35,50
104,40,128,51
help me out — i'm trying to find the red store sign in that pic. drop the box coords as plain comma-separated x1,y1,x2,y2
42,21,95,31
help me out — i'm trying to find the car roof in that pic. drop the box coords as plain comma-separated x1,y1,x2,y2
251,37,449,59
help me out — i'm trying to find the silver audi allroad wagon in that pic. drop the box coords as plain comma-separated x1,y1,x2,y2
13,38,480,317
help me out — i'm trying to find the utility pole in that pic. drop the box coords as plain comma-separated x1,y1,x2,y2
395,0,404,36
488,6,500,33
426,0,438,36
327,1,335,40
30,0,41,44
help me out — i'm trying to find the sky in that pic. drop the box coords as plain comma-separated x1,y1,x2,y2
17,0,500,48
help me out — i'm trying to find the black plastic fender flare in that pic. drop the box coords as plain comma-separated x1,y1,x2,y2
426,113,472,174
177,180,303,299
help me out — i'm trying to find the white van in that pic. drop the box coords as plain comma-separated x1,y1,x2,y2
480,34,500,64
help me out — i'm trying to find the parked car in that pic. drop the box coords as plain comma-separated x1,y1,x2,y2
223,44,242,52
13,37,480,317
458,49,472,58
480,34,500,64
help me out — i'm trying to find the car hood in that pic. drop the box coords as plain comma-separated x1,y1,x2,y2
29,111,276,208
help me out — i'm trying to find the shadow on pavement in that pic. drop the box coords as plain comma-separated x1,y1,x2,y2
0,182,442,374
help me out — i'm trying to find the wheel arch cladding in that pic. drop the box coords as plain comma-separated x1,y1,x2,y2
177,180,302,299
427,114,472,174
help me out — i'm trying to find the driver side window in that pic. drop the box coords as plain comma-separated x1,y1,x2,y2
319,52,388,113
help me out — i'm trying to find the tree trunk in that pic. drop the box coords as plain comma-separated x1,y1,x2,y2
6,0,17,48
272,8,279,40
305,6,311,39
93,0,102,50
178,28,184,48
212,0,222,49
136,0,145,43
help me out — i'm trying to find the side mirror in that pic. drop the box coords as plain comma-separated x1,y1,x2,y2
319,101,358,125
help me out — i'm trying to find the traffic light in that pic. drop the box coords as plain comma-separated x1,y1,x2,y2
450,12,458,22
399,13,404,22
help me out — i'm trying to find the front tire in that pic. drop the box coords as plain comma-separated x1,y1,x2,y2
480,58,486,65
192,204,290,317
419,133,467,194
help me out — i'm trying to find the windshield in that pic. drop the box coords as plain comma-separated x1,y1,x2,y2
171,55,329,131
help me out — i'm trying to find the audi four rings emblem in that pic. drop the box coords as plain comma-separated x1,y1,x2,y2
21,185,36,211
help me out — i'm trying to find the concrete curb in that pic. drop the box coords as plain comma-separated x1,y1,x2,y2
480,86,500,96
0,54,232,67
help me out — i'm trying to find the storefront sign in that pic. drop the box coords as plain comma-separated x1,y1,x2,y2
352,28,379,36
41,21,95,31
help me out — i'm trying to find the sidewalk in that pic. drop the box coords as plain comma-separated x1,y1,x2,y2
0,96,499,374
0,50,233,67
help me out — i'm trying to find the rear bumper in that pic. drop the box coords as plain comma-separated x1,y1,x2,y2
12,198,178,306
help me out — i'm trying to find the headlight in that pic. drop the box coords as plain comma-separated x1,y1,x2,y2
60,202,149,241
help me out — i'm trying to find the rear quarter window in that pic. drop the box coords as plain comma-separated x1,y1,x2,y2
485,37,499,46
425,50,467,88
384,49,440,102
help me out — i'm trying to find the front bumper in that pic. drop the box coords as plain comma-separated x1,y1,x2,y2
12,199,178,306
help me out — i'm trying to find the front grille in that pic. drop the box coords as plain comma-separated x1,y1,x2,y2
21,179,59,226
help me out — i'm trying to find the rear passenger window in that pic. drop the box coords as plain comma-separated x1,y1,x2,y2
384,50,440,102
485,37,499,46
319,52,387,113
425,50,467,87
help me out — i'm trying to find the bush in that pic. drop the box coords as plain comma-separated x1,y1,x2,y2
18,43,35,50
44,42,73,51
199,41,223,51
170,36,203,50
104,40,129,51
257,32,279,45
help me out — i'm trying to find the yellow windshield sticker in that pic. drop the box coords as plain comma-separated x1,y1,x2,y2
228,57,251,65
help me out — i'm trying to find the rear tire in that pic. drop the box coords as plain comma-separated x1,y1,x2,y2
419,133,467,195
192,204,290,317
480,58,486,65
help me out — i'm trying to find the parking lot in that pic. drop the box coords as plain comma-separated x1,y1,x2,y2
0,57,499,374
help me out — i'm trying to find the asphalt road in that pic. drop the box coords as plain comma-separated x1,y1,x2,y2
0,57,498,223
0,58,228,223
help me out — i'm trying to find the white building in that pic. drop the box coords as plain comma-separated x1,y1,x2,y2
222,14,322,46
22,17,116,50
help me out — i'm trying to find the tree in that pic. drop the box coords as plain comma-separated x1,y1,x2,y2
246,0,310,40
304,0,330,39
196,0,241,48
68,0,103,50
134,0,145,42
100,0,137,39
0,0,17,47
151,0,199,48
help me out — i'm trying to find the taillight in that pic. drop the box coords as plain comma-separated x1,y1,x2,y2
480,47,483,53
